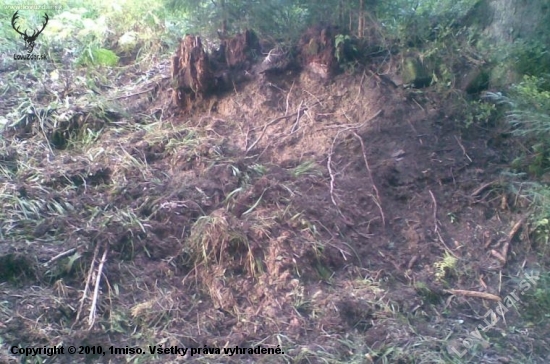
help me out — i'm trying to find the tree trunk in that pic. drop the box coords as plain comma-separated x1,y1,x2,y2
220,0,227,36
338,0,344,27
358,0,364,38
476,0,547,42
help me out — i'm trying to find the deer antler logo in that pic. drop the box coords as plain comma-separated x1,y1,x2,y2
11,11,49,54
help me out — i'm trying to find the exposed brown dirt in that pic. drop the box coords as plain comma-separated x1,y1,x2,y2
1,35,550,364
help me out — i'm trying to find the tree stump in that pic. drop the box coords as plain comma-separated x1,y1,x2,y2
171,35,214,110
222,29,261,70
298,25,339,79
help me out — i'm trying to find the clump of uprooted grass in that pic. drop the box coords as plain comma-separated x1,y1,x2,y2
185,208,258,313
189,209,255,271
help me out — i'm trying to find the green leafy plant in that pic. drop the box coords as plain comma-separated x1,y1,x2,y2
509,40,550,78
464,99,497,128
334,34,358,73
485,75,550,175
521,271,550,321
532,217,550,246
433,251,457,281
334,34,351,61
77,44,119,66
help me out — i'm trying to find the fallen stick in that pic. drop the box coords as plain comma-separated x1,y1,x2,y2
499,215,528,266
454,135,472,163
429,189,439,234
444,289,501,301
44,248,77,267
353,131,385,227
89,246,109,329
471,181,497,198
72,242,100,329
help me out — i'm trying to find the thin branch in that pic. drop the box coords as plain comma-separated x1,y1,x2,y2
444,289,501,302
471,181,498,199
73,242,100,328
88,246,108,329
454,135,472,163
429,189,439,234
327,136,340,208
353,70,366,104
44,248,77,267
290,100,304,134
353,131,385,227
498,215,528,266
285,81,294,116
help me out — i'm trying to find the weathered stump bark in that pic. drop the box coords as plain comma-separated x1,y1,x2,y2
171,35,214,110
298,26,340,79
222,29,261,70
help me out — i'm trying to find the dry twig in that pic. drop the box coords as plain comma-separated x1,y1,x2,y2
490,249,506,264
454,135,472,163
429,189,439,234
43,248,77,267
493,215,528,266
327,137,340,209
353,70,366,104
501,216,527,260
73,242,100,328
471,181,498,199
285,81,294,116
353,131,385,227
290,100,304,134
444,289,501,301
108,88,155,101
88,246,108,328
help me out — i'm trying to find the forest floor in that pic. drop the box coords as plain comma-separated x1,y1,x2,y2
1,45,550,364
